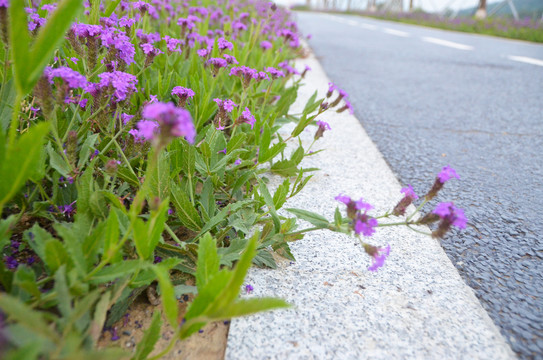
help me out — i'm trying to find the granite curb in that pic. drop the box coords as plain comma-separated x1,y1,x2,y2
225,47,515,359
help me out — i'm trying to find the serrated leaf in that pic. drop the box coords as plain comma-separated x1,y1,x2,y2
171,180,202,231
90,291,111,343
272,179,290,210
257,178,280,232
153,265,178,328
285,208,330,229
0,293,57,341
44,238,70,273
253,249,276,269
54,265,71,318
13,265,41,299
195,233,220,290
89,260,143,284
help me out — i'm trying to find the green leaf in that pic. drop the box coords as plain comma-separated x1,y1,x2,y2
227,133,247,152
13,266,41,299
8,0,32,94
170,180,202,231
78,133,99,168
221,297,290,318
0,293,57,341
103,209,120,262
258,124,271,163
272,179,290,210
134,311,162,360
90,291,111,344
195,233,220,290
153,265,178,328
0,122,50,208
290,114,317,138
253,249,277,269
47,143,71,177
196,200,254,236
103,0,122,17
285,208,330,229
302,90,318,114
173,284,198,297
44,238,70,273
89,260,143,284
54,265,72,318
133,198,169,260
334,207,343,227
257,178,281,232
0,80,16,132
54,224,86,275
26,0,84,94
149,151,170,201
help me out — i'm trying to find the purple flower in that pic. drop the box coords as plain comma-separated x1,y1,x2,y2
164,36,182,52
214,98,237,113
96,71,138,102
433,202,467,229
73,23,102,38
207,57,228,69
314,120,331,140
245,284,254,294
119,16,135,28
234,158,242,165
110,327,120,341
260,40,272,50
265,67,285,79
218,37,233,51
141,102,196,144
0,0,9,8
354,216,378,236
4,256,18,270
153,256,163,264
177,17,196,30
218,148,227,155
171,86,195,107
238,107,256,129
437,165,460,183
400,185,418,200
230,66,259,86
135,120,159,141
335,194,351,205
367,245,390,272
223,54,238,64
197,48,209,57
46,67,87,89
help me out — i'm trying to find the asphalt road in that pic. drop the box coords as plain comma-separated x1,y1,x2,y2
295,12,543,359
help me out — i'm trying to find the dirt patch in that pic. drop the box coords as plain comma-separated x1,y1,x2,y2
98,294,229,359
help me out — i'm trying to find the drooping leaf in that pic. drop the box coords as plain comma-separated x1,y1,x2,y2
153,265,178,328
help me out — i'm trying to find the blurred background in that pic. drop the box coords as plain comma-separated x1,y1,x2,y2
280,0,543,21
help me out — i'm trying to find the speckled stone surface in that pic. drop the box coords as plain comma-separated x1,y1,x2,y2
225,49,515,359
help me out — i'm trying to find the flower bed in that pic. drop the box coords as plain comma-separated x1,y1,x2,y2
0,0,465,358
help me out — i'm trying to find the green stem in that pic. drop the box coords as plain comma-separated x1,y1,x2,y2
164,223,186,249
407,199,427,222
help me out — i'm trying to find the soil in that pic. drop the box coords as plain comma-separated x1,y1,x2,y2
98,294,229,359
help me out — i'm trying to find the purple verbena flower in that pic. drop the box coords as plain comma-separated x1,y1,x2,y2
433,202,467,229
438,165,460,183
366,244,390,272
4,256,18,270
354,216,378,237
97,71,138,102
223,54,238,64
245,284,254,294
46,66,87,89
214,98,237,113
266,67,285,79
238,107,256,129
218,37,233,51
141,102,196,144
314,120,331,140
260,40,272,50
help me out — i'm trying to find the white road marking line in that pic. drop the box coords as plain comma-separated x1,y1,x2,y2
357,23,377,30
508,55,543,67
324,14,376,31
422,37,473,50
383,28,410,37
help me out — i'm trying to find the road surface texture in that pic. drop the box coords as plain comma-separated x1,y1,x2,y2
295,12,543,359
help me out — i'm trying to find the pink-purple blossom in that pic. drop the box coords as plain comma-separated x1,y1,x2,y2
96,71,138,102
433,202,467,229
214,98,237,113
260,40,272,50
239,107,256,128
141,102,196,144
438,165,460,183
218,37,233,51
46,67,87,89
367,245,390,272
